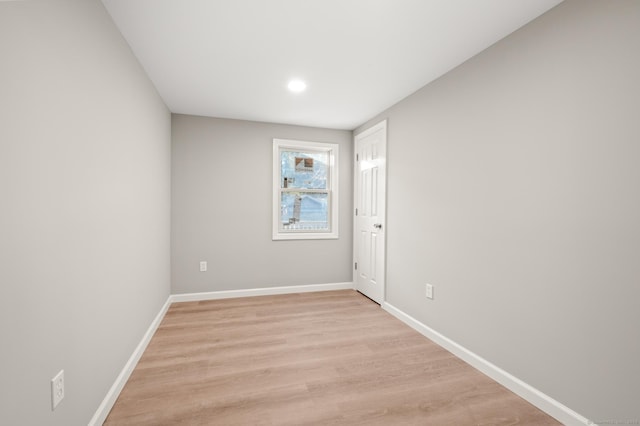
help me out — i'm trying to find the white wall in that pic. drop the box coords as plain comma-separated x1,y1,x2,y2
356,0,639,422
171,114,352,294
0,1,171,424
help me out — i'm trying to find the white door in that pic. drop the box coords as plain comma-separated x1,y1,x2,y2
354,120,387,304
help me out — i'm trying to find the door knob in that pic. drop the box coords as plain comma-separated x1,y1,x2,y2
373,223,383,229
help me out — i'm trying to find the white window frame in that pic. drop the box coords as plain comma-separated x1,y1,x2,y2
272,138,339,240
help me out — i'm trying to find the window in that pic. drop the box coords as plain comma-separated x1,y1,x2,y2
273,139,339,240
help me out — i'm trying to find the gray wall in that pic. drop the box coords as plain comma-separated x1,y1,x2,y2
0,1,171,425
356,0,639,422
172,115,352,294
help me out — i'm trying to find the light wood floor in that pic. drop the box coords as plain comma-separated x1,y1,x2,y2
104,290,559,425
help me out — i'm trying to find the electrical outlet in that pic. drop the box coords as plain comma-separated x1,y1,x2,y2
199,261,207,272
51,370,64,410
425,284,434,300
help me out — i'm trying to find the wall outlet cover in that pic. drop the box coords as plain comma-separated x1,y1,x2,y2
51,370,64,410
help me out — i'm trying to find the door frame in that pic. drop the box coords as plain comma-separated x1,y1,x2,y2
352,119,388,303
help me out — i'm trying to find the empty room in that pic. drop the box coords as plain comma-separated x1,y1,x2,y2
1,0,638,425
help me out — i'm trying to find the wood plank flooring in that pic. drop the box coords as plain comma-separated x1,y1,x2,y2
104,290,559,425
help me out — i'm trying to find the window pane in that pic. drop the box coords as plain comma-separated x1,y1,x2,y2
280,192,329,231
280,150,328,190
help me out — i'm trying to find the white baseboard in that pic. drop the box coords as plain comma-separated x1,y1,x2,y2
88,296,172,426
382,302,590,426
170,281,355,303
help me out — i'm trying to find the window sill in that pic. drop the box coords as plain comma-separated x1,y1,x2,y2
272,232,339,241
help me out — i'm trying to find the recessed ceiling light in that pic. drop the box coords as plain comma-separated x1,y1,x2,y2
287,80,307,93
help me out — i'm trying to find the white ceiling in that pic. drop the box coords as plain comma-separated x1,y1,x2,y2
102,0,563,130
